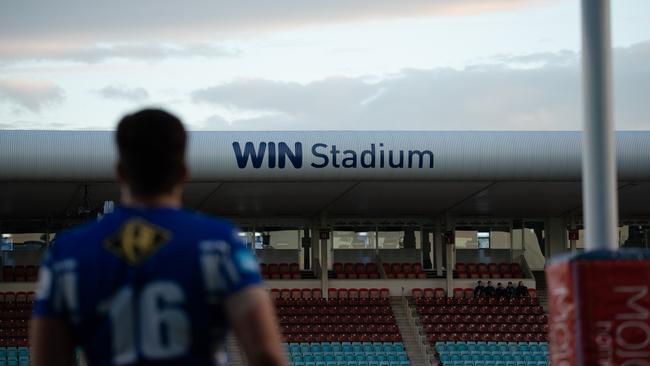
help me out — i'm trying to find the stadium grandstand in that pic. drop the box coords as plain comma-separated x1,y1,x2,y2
0,131,650,366
1,130,649,365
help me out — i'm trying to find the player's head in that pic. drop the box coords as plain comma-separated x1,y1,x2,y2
116,109,188,199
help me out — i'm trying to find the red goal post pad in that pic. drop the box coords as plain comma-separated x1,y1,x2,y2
546,249,650,366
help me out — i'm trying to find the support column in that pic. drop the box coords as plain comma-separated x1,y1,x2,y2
320,229,329,297
435,229,443,277
445,238,454,295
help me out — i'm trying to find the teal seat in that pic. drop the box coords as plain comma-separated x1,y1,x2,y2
6,348,18,359
0,348,6,359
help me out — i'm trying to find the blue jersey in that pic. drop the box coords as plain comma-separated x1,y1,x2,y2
33,206,262,366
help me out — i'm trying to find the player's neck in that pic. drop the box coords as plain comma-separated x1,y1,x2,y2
121,187,182,209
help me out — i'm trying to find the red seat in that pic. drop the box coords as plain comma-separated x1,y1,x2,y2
348,288,359,299
413,263,422,273
467,263,478,273
412,288,423,298
434,288,446,298
333,263,343,273
391,263,401,274
423,288,434,298
380,288,390,299
278,263,289,274
453,288,464,298
355,263,365,274
2,266,13,282
280,289,290,299
402,263,412,273
369,288,380,298
455,262,466,272
488,263,498,273
328,288,338,299
338,288,349,299
289,263,300,273
477,263,488,273
464,288,474,298
359,288,369,299
268,263,279,274
301,288,312,299
344,263,355,274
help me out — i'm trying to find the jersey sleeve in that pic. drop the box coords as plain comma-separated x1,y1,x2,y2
32,243,62,318
224,228,263,296
199,226,263,300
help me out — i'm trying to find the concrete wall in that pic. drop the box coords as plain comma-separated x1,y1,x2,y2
254,248,300,264
377,249,421,264
332,249,376,264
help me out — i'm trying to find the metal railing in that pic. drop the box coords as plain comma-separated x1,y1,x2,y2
401,295,437,365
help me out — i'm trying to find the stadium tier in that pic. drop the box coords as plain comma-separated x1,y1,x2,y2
273,288,402,344
382,263,427,279
1,267,38,283
454,263,524,279
261,262,303,279
434,341,548,366
0,292,33,349
332,263,380,279
285,342,410,366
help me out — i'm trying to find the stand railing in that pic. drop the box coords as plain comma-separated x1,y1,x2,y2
401,295,437,365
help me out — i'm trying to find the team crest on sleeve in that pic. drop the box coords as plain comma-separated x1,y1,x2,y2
104,218,171,265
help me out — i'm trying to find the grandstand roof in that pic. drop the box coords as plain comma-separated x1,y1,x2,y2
1,131,650,225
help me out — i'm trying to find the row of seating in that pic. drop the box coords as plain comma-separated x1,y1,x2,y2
434,341,548,353
275,298,391,307
381,263,427,279
288,342,405,354
1,267,38,283
282,324,400,335
421,314,547,325
284,333,403,343
436,341,548,366
413,295,538,306
277,306,394,316
279,315,396,325
286,342,409,366
417,305,545,315
428,333,548,343
455,263,524,279
271,288,392,301
333,263,380,280
262,263,302,279
0,346,29,366
423,323,548,334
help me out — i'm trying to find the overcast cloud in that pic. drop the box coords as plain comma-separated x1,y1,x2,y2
0,79,65,113
0,0,546,62
192,41,650,131
96,85,150,102
0,43,240,64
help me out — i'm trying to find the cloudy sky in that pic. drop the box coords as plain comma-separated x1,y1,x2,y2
1,0,649,131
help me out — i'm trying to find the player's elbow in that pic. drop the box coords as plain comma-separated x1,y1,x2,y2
246,347,288,366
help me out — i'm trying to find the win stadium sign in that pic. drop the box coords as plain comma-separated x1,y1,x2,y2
232,142,434,170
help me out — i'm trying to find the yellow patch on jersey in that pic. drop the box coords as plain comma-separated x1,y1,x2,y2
104,218,171,265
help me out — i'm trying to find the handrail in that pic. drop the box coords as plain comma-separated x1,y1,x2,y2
401,295,436,365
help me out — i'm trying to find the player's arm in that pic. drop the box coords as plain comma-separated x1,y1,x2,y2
30,317,76,366
225,286,288,366
30,243,77,366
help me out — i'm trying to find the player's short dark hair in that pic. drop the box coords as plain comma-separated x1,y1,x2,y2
116,109,187,197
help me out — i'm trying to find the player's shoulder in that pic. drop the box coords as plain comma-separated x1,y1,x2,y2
176,209,243,243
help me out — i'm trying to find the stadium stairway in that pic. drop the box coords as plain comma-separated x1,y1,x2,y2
390,297,429,366
531,271,548,311
226,333,247,366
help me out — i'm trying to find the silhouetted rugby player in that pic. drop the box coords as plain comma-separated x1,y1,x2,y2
30,109,287,366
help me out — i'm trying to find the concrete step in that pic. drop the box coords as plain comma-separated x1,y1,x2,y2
390,298,431,366
226,334,247,366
